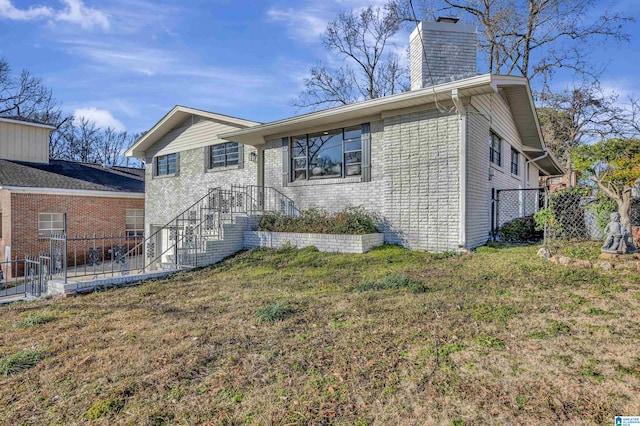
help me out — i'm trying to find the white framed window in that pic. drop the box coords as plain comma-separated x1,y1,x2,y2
38,213,65,237
126,209,144,237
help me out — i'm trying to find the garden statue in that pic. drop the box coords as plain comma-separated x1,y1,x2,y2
601,212,634,254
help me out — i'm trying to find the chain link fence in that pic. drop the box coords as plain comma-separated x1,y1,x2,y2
493,188,544,243
494,185,640,248
541,188,640,248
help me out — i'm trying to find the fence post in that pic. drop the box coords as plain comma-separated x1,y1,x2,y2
543,189,549,248
63,235,68,284
491,188,496,241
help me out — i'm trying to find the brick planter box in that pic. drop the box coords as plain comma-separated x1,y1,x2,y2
244,231,384,254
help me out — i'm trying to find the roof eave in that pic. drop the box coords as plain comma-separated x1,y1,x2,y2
124,105,260,158
492,76,564,176
219,74,497,145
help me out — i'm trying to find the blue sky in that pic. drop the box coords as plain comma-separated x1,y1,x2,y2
0,0,638,134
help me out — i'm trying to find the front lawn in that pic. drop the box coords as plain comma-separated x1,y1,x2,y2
1,244,639,424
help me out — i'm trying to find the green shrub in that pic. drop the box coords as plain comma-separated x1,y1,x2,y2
544,188,589,239
255,302,295,323
14,312,55,328
355,274,426,293
85,398,125,419
259,206,377,235
497,215,543,243
587,197,617,230
0,348,43,376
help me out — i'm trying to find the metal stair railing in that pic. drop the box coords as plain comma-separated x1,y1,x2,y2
243,185,300,217
124,185,300,274
123,187,222,273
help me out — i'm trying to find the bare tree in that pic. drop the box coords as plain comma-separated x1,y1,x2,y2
619,96,640,139
51,116,139,166
537,83,621,171
293,4,409,110
0,58,64,125
401,0,632,88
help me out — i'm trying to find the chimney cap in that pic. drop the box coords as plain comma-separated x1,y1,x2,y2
436,16,459,23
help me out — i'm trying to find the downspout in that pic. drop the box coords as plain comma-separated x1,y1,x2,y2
452,89,467,250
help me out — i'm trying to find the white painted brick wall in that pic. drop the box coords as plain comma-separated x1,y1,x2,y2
145,145,258,232
410,21,477,89
244,231,384,254
263,111,462,253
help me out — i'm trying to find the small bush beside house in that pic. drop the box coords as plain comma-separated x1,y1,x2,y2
258,207,377,235
497,215,543,243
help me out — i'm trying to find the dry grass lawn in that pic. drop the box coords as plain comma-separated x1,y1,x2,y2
1,244,639,425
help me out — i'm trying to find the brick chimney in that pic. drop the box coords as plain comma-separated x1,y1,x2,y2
410,17,477,90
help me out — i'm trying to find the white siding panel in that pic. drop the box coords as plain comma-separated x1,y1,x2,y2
465,110,491,249
0,121,49,163
146,118,246,160
471,93,523,152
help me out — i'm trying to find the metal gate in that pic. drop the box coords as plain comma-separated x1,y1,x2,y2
492,188,544,241
24,255,51,297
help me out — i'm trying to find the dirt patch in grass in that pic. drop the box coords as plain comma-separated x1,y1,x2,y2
0,244,639,424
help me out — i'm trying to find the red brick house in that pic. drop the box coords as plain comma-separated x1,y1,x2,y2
0,117,144,278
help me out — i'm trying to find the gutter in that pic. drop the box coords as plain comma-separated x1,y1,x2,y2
525,151,549,167
451,89,466,250
0,117,57,130
0,186,145,198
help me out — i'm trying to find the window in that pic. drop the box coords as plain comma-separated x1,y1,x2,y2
0,213,3,239
126,209,144,237
209,142,239,169
38,213,65,237
490,132,501,166
154,153,177,176
290,126,362,181
511,148,519,175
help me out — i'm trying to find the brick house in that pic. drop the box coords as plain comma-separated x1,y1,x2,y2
125,18,563,259
0,117,145,277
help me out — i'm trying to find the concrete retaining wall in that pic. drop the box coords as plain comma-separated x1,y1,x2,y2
46,270,176,296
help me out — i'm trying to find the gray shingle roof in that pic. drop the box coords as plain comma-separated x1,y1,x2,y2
0,159,144,193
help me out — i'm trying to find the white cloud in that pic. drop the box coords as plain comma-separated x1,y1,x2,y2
61,39,276,88
600,79,638,100
55,0,109,30
74,107,125,131
266,6,328,43
0,0,51,20
266,0,395,43
62,39,171,75
0,0,109,30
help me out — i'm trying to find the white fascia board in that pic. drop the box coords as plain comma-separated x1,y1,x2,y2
0,186,145,198
220,74,496,142
0,117,56,130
